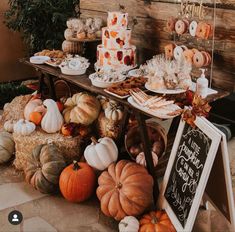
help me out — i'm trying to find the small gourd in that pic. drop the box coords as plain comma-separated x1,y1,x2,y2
0,132,15,164
136,151,158,167
4,120,15,133
119,216,139,232
104,102,123,121
13,119,36,136
84,137,118,171
24,99,43,120
41,99,64,133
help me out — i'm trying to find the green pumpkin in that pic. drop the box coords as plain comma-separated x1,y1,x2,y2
25,143,66,194
0,132,15,164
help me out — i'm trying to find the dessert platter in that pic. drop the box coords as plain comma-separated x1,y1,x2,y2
136,54,192,94
104,76,147,98
127,88,182,119
59,55,90,75
33,49,66,67
89,69,126,88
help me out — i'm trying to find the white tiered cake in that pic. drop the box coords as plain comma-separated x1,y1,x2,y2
96,12,136,71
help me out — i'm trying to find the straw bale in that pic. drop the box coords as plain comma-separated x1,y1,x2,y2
0,95,31,129
13,128,83,171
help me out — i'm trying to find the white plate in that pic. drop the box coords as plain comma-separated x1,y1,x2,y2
30,56,50,64
145,83,186,95
89,73,126,88
60,66,87,76
128,69,147,77
127,96,182,119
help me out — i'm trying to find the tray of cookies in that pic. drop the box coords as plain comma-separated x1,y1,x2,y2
104,76,147,98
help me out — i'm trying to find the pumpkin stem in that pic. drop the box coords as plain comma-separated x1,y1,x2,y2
73,160,80,170
115,182,122,189
151,213,158,224
91,136,98,144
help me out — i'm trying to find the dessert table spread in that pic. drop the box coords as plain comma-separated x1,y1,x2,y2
20,58,230,205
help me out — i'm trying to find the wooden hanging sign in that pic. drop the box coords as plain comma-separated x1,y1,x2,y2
158,116,221,231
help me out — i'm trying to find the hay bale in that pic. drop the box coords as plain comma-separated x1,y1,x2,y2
0,95,31,129
13,128,83,171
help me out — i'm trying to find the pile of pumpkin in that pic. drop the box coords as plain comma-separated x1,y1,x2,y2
0,92,176,232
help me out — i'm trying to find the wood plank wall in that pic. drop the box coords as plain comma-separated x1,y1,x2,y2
80,0,235,92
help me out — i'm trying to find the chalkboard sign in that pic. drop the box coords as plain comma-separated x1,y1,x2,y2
159,116,221,232
164,123,211,227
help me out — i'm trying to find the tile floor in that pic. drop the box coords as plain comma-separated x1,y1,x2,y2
0,109,235,231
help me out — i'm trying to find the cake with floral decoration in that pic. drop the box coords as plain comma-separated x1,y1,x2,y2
96,12,136,71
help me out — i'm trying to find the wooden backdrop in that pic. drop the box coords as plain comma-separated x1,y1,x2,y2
80,0,235,92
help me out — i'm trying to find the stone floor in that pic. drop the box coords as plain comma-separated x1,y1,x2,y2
0,107,235,231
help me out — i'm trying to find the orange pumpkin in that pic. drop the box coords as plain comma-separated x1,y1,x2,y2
97,160,153,221
139,210,176,232
59,161,96,203
29,112,43,125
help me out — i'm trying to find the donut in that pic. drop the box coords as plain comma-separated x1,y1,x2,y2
189,21,198,37
193,51,206,68
175,19,187,35
196,22,211,39
183,49,194,64
201,51,212,66
174,46,184,60
166,17,177,32
164,43,176,59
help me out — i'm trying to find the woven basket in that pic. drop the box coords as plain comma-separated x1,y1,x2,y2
125,121,167,160
13,128,83,171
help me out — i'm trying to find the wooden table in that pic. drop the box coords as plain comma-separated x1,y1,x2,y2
21,58,230,207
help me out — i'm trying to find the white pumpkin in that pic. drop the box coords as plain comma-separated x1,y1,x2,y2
41,99,64,133
119,216,139,232
104,102,123,121
0,132,15,164
84,137,118,171
4,120,15,133
13,119,36,136
24,99,43,120
136,151,158,167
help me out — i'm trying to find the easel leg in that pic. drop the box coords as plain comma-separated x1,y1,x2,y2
136,111,159,205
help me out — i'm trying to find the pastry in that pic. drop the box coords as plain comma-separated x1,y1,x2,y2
166,17,177,32
193,51,205,68
164,74,178,89
201,51,211,66
64,28,74,40
189,21,198,37
77,31,86,40
164,43,176,59
87,32,96,40
175,19,188,35
196,22,212,39
183,49,194,64
173,46,184,60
